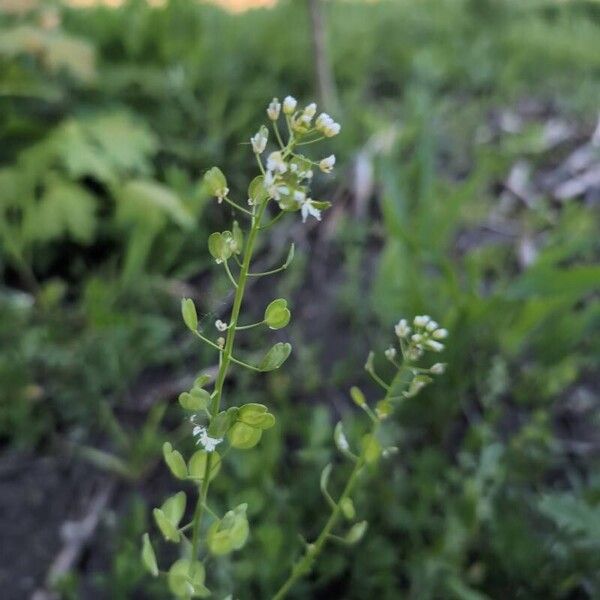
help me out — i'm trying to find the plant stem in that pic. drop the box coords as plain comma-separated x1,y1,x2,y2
272,369,405,600
189,200,268,570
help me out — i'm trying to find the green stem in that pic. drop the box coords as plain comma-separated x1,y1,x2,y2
272,369,406,600
188,200,269,571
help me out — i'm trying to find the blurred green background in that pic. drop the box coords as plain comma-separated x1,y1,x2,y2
1,0,599,598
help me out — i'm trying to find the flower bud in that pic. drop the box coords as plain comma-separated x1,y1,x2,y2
250,125,268,154
323,121,341,137
283,95,297,115
215,320,228,332
267,97,281,120
384,346,397,361
266,151,287,174
433,328,448,339
319,154,336,174
394,319,410,338
430,363,446,374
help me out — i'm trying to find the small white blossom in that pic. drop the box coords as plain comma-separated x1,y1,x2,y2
319,154,336,174
293,189,306,202
426,340,444,352
267,97,281,120
337,429,350,451
411,333,423,343
215,319,228,332
192,426,223,452
395,319,411,338
215,187,229,204
323,121,341,137
426,320,439,332
384,346,397,361
433,328,448,340
283,95,297,115
304,102,317,118
316,112,333,130
299,197,321,223
250,127,268,154
414,315,431,327
430,363,446,375
266,151,287,174
217,337,225,349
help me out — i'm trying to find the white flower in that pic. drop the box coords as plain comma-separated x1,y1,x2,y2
414,315,431,328
385,346,397,361
426,340,444,352
411,333,423,343
316,112,333,130
283,95,297,115
293,189,306,202
433,328,448,340
430,363,446,375
304,102,317,118
192,426,223,452
395,319,411,338
319,154,336,174
267,97,281,120
299,197,321,223
217,337,225,349
266,151,287,174
215,187,229,204
250,127,268,154
426,320,439,332
215,319,228,332
323,121,341,137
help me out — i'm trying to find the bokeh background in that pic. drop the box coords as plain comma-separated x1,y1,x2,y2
1,0,599,598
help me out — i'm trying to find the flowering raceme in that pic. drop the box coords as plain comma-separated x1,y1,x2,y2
141,95,448,600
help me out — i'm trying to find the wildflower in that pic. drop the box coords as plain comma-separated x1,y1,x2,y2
395,319,411,338
430,363,446,375
267,97,281,120
192,426,223,452
303,102,317,119
319,154,336,174
283,95,297,115
414,315,431,327
217,337,225,349
299,197,321,223
251,126,268,154
384,346,397,361
426,340,444,352
433,328,448,339
316,112,332,130
426,320,439,332
323,121,341,137
267,151,287,174
215,320,228,332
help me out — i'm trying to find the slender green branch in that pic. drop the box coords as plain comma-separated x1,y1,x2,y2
223,260,239,288
189,200,269,572
222,195,253,216
236,320,265,330
273,120,286,149
272,369,407,600
248,262,290,278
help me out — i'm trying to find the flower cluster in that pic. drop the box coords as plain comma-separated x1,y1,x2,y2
394,315,448,361
248,95,341,223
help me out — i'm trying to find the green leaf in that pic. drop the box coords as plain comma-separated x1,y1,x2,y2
141,533,158,577
264,298,291,330
228,422,263,449
167,559,210,598
181,298,198,331
162,491,186,527
345,520,368,544
310,200,332,211
194,374,211,388
259,342,292,371
188,450,221,481
163,442,188,480
116,179,193,229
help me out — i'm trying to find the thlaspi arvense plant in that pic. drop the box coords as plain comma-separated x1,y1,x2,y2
140,96,448,599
